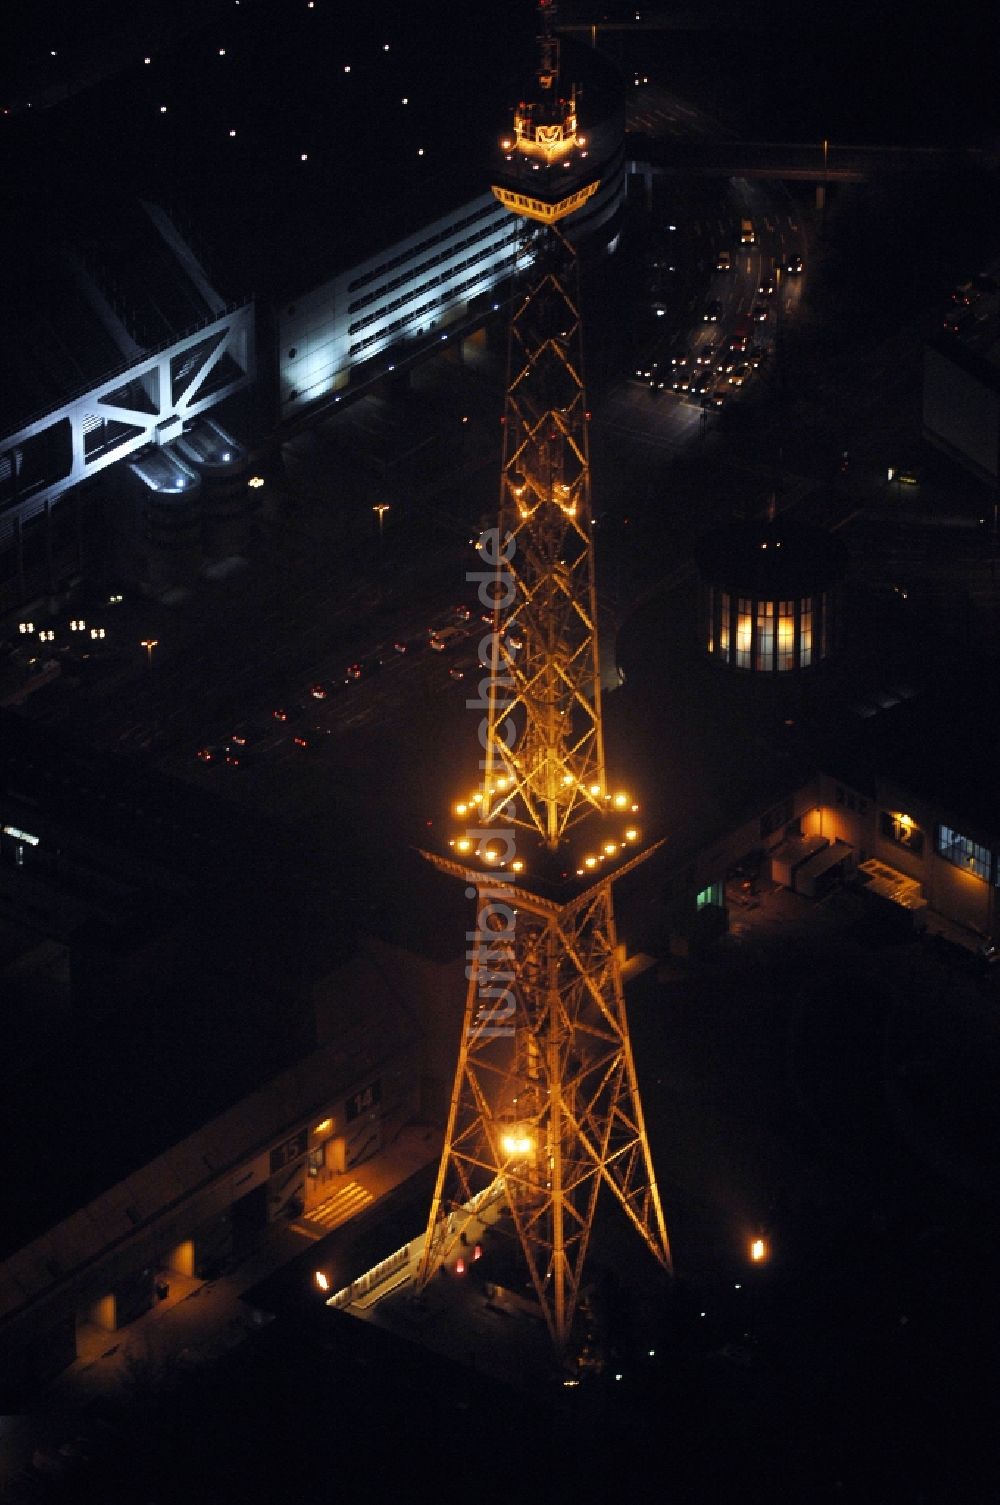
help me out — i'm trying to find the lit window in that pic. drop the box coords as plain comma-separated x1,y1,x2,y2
755,600,773,671
936,825,989,881
777,600,795,671
879,811,924,856
736,598,752,669
800,597,813,667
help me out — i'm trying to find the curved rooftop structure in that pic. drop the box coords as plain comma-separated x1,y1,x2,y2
695,515,849,674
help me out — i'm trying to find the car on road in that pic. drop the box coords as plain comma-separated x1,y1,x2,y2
696,341,720,366
785,253,803,274
728,314,753,353
703,389,726,410
272,703,306,722
728,364,749,387
752,304,769,322
758,278,775,296
715,250,733,272
429,625,466,652
703,298,722,322
689,370,712,396
230,724,267,748
292,729,329,751
942,309,970,335
196,745,223,763
671,365,693,392
449,659,480,681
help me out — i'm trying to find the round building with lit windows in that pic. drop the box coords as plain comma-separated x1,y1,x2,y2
695,516,848,674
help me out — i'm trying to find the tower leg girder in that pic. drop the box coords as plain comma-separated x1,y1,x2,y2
418,878,671,1351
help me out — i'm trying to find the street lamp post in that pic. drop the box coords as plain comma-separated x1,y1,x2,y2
371,505,391,607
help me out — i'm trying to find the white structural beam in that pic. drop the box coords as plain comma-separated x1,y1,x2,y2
0,302,254,545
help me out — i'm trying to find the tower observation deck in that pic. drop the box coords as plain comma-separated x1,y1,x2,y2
417,2,670,1357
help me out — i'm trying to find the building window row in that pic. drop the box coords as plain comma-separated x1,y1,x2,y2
347,239,517,337
347,262,515,357
708,588,830,672
346,201,503,295
347,224,515,317
936,824,991,881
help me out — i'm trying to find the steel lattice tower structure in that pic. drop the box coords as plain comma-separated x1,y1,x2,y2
417,1,671,1354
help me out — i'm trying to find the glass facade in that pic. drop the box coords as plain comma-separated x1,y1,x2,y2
777,599,795,671
704,587,834,672
755,601,773,671
735,598,752,669
800,597,813,668
719,591,730,657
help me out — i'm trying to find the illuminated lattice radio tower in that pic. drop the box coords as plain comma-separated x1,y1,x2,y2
417,1,671,1353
